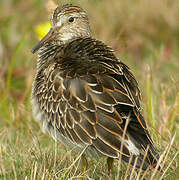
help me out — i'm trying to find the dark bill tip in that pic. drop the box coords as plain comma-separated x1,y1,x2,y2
32,42,42,54
31,28,55,54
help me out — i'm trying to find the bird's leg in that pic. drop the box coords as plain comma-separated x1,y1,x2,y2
80,154,88,173
107,157,114,176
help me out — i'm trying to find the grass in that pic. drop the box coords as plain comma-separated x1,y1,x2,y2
0,0,179,179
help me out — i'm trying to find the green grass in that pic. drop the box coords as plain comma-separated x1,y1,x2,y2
0,0,179,179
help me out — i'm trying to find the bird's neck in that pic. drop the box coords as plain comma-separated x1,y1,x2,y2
36,34,90,70
36,37,118,74
37,42,63,70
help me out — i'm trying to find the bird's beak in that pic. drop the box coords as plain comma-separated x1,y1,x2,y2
32,28,55,54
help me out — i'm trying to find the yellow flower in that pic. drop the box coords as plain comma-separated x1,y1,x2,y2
35,22,51,40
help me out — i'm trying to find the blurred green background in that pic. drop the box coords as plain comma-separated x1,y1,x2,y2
0,0,178,179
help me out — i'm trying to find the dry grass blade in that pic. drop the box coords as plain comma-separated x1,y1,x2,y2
59,146,88,180
52,122,58,171
149,134,176,180
159,151,179,180
149,154,164,180
70,153,85,179
41,165,45,180
136,145,150,180
12,162,17,180
124,154,133,180
117,112,131,179
129,156,138,180
160,134,176,170
32,161,38,180
140,166,151,180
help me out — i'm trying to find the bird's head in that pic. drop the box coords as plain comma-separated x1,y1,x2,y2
32,4,91,53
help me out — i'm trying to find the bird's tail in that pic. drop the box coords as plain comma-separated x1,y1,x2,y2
121,112,161,171
121,144,161,171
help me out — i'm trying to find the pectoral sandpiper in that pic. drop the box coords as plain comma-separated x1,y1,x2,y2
31,4,160,174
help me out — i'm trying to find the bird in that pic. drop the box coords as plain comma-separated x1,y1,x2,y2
31,4,160,174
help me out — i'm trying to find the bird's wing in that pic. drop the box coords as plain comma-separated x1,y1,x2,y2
34,58,155,160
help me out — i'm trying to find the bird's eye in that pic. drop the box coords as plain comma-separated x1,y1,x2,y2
68,17,74,23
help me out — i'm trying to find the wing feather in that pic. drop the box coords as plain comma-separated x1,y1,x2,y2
73,124,92,145
34,54,150,159
96,124,130,156
92,138,118,158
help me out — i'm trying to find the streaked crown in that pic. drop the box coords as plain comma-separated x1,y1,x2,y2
32,4,91,53
51,4,87,25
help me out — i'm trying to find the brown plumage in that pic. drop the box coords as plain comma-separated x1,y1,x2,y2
31,4,160,172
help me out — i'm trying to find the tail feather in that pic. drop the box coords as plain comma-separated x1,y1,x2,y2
121,112,161,171
121,148,160,171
